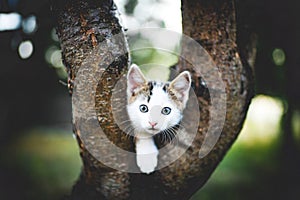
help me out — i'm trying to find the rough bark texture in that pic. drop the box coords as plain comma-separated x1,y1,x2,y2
175,0,254,198
53,0,254,199
53,0,133,199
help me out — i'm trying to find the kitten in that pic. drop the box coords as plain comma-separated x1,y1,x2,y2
126,64,191,174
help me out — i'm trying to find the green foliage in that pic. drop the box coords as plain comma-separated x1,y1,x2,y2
191,139,280,200
3,129,82,200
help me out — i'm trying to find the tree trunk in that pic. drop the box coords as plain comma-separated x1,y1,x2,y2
52,0,254,199
171,0,254,198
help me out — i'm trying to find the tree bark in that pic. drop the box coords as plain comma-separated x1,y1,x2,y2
53,0,133,199
167,0,254,198
53,0,254,199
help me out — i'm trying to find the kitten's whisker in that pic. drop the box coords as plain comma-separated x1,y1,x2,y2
119,120,134,138
161,130,167,144
166,130,173,143
127,127,136,138
123,123,132,131
118,119,132,126
163,131,168,144
167,127,179,146
122,124,132,134
119,119,131,124
178,125,185,130
170,130,177,146
164,130,170,143
122,123,136,139
170,126,194,149
172,133,179,147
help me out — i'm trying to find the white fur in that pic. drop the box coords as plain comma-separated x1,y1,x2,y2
126,64,191,174
135,135,158,174
127,85,182,135
127,64,146,98
169,71,191,107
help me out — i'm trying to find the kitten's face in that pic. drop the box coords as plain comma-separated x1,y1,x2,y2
126,64,191,135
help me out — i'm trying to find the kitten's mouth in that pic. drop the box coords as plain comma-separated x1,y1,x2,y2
147,128,159,133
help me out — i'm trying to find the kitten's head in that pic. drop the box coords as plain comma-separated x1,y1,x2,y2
126,64,191,135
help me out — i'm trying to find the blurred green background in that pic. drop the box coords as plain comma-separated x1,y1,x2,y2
0,0,299,199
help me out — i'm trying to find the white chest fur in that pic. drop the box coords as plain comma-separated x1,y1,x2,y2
135,136,158,174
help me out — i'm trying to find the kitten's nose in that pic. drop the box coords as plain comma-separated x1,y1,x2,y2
149,122,157,128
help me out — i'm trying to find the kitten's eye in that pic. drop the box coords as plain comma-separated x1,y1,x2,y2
139,104,148,113
161,107,171,115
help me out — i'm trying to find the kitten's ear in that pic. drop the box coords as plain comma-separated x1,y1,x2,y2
127,64,147,96
170,71,191,105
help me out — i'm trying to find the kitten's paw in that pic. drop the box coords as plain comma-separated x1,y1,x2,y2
137,151,158,174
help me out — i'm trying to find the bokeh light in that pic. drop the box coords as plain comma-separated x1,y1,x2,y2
292,110,300,142
115,0,181,32
0,12,22,31
51,28,59,42
272,48,286,66
45,45,67,78
18,40,34,59
22,15,37,34
238,95,284,145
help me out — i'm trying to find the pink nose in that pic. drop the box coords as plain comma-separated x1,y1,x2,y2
149,122,157,128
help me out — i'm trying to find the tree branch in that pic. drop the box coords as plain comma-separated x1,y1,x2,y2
53,0,254,199
53,0,133,199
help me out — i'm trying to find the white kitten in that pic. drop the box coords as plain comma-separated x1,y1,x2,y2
126,64,191,174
